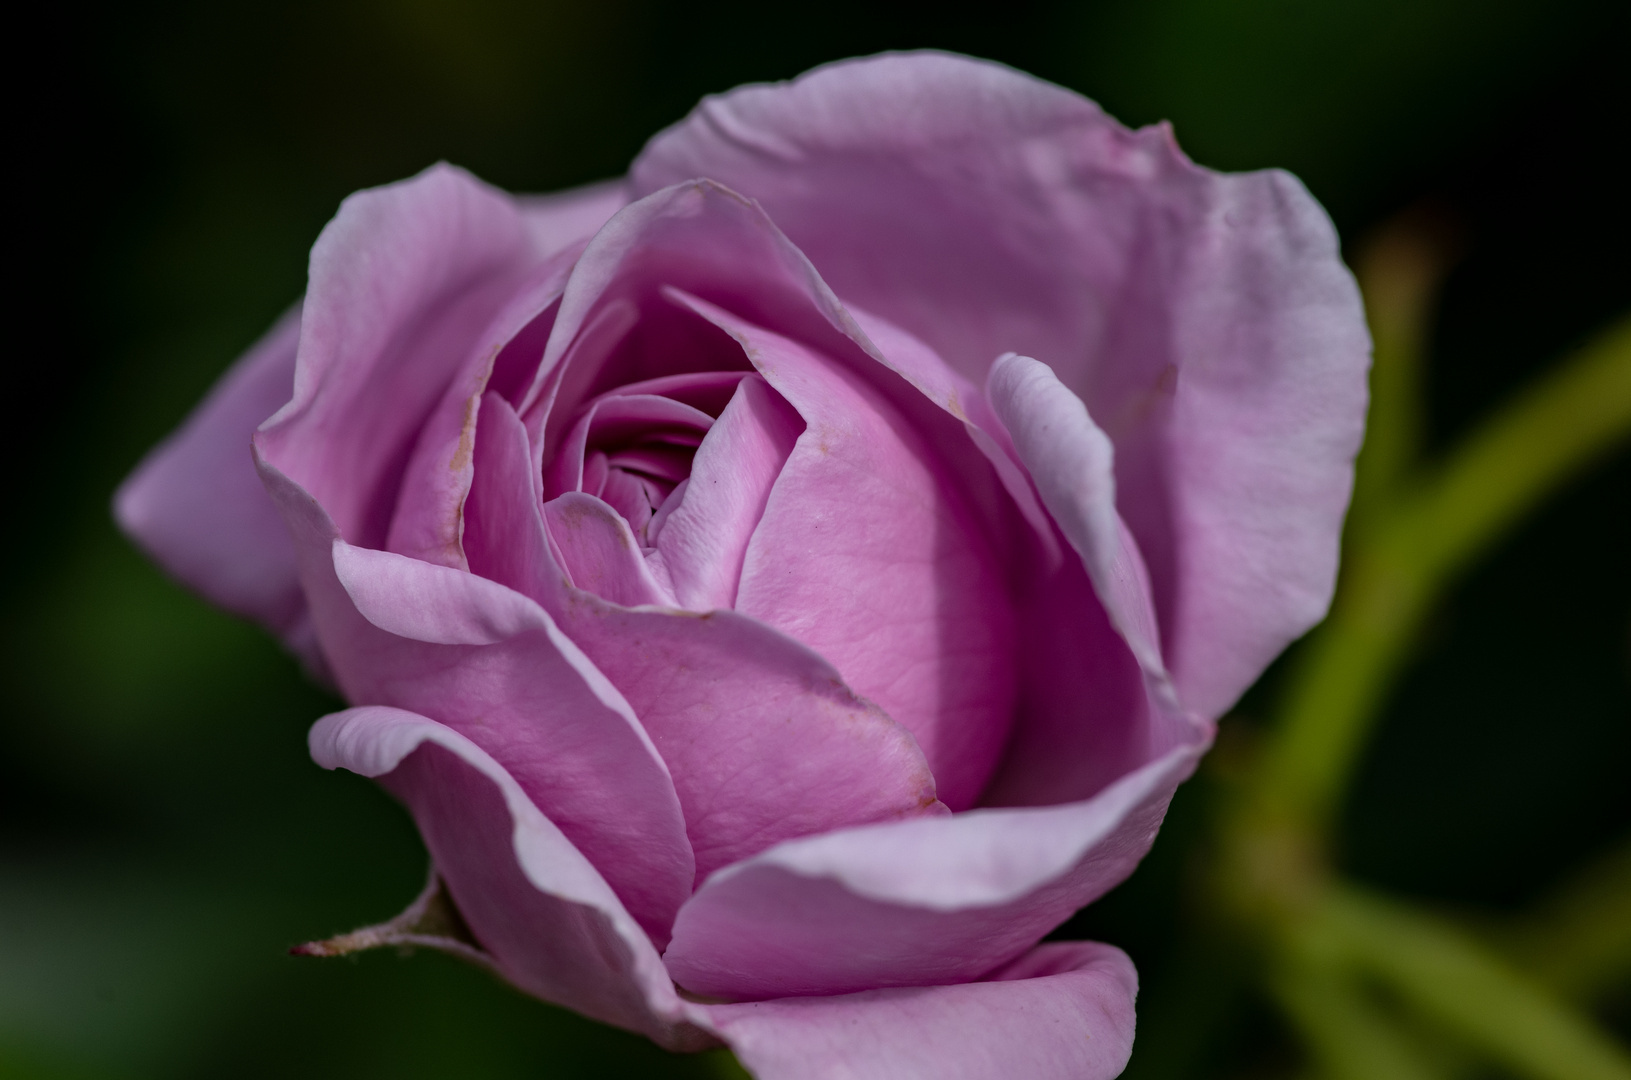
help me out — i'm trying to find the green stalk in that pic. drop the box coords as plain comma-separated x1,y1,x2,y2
1321,887,1631,1080
1501,834,1631,1000
1270,949,1451,1080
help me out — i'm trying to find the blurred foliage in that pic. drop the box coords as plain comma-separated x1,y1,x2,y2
5,0,1629,1077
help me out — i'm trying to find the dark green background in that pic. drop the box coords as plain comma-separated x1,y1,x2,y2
5,1,1628,1076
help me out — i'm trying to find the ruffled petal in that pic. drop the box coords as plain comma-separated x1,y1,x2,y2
256,448,695,943
632,50,1369,719
309,705,712,1049
114,305,305,641
702,942,1137,1080
663,724,1204,1000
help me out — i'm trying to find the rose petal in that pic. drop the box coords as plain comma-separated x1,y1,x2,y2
982,549,1191,808
702,941,1137,1080
596,467,659,539
988,353,1166,688
662,726,1204,999
649,374,804,611
309,705,712,1049
607,370,751,416
257,163,548,550
631,54,1134,381
516,180,852,450
386,255,578,568
521,179,1027,607
544,392,715,499
516,178,629,256
256,449,694,942
544,491,675,607
1136,174,1368,716
843,305,1066,571
464,392,944,882
840,320,1172,810
632,50,1369,719
113,305,306,641
673,292,1018,811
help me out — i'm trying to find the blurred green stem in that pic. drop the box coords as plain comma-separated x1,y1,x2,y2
1269,945,1450,1080
1500,832,1631,1000
1259,313,1631,831
1318,887,1631,1080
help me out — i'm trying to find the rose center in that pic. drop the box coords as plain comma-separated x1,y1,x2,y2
583,427,703,547
543,370,752,549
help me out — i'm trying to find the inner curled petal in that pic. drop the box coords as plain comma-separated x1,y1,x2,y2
541,370,803,608
546,391,715,545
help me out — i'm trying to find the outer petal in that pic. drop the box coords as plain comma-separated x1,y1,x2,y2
464,393,943,882
702,942,1137,1080
632,50,1369,719
630,53,1126,381
256,449,694,942
257,163,548,550
663,723,1205,1000
114,306,304,638
309,705,712,1049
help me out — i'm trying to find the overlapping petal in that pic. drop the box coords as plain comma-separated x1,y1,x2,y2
112,52,1372,1080
309,705,711,1048
257,163,550,550
988,353,1165,686
465,392,944,881
515,178,630,256
544,491,675,607
648,374,804,611
255,451,695,942
316,705,1144,1078
663,721,1203,999
982,550,1191,808
632,50,1369,719
383,174,630,567
672,292,1018,810
384,255,577,568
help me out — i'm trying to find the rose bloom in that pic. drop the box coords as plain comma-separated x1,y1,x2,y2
116,52,1367,1080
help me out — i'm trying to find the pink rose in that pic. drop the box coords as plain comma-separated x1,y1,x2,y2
115,53,1368,1079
